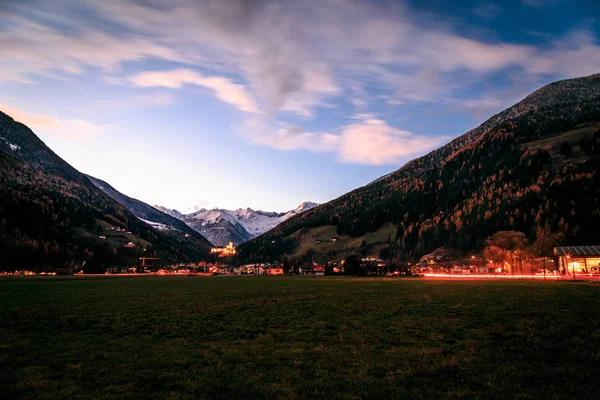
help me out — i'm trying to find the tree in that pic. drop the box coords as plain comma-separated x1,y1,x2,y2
360,240,368,257
344,255,361,276
559,141,572,156
485,231,530,275
324,262,334,275
281,254,291,274
83,258,105,274
532,225,564,275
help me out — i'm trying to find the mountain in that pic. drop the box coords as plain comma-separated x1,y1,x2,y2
182,209,255,247
237,73,600,263
156,202,319,246
86,175,206,240
0,110,211,271
233,201,320,237
155,206,185,220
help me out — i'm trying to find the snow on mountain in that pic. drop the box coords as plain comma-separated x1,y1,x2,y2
285,201,320,218
0,135,20,151
232,208,286,236
138,218,170,231
182,209,254,247
154,202,319,246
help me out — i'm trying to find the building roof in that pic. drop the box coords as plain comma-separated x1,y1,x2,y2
555,246,600,256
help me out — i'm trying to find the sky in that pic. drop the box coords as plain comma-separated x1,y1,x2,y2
1,0,599,213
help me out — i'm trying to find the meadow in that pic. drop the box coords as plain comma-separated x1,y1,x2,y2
0,276,599,399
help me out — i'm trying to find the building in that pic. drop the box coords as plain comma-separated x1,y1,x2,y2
266,267,284,275
139,257,160,271
555,246,600,275
210,241,237,257
313,265,325,276
239,265,257,275
362,258,391,275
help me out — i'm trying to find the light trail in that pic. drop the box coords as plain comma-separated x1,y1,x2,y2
422,273,564,279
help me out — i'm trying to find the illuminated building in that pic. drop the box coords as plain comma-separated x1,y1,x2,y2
266,267,284,275
210,241,237,257
555,246,600,275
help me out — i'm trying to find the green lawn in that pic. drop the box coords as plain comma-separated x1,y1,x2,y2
288,223,397,262
522,121,598,166
1,277,599,399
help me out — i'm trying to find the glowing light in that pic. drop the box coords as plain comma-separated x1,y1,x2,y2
422,273,563,279
210,241,237,257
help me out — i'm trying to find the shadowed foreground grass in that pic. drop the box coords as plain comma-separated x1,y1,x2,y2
0,277,599,399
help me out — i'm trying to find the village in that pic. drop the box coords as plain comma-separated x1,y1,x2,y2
6,241,599,280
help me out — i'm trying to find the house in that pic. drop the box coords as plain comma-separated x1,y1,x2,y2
240,264,257,275
313,265,325,276
139,257,159,268
362,258,391,275
299,265,314,275
555,246,600,275
266,267,284,275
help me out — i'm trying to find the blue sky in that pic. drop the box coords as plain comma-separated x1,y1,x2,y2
1,0,599,212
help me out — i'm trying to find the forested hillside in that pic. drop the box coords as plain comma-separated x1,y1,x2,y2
238,73,600,263
0,111,211,271
86,175,213,243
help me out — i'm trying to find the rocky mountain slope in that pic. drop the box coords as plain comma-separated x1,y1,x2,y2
86,175,206,239
0,111,211,271
237,73,600,263
156,202,319,246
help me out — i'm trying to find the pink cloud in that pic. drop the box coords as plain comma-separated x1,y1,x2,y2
338,119,447,165
1,104,111,139
243,117,447,166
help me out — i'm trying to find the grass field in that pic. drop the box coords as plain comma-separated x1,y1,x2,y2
288,223,398,262
522,121,598,166
1,277,599,399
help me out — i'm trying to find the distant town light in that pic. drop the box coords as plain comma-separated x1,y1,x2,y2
210,241,237,257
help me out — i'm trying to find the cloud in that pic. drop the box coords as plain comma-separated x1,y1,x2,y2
5,0,597,120
1,104,111,139
1,0,599,164
417,34,533,73
244,120,339,153
525,30,600,77
243,117,447,166
86,0,340,118
338,119,447,165
189,200,214,212
0,7,181,82
129,69,258,113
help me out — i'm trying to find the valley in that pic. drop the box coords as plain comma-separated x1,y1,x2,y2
1,74,600,274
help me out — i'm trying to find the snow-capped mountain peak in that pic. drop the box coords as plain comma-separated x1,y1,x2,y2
153,206,185,220
294,201,319,214
152,201,319,246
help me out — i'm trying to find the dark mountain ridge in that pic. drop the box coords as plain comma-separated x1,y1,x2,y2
238,73,600,262
86,175,210,242
0,111,211,271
